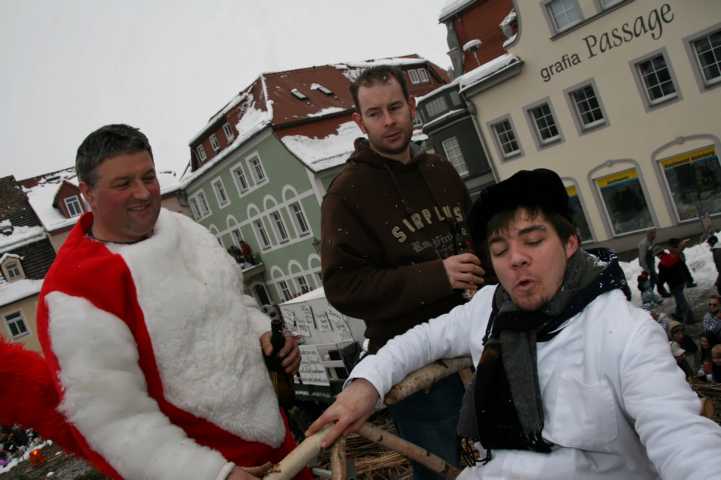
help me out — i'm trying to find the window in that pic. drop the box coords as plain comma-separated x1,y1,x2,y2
296,276,311,294
209,134,220,152
6,262,21,280
4,311,29,339
424,96,448,119
491,119,521,158
223,122,235,142
636,54,677,105
211,178,230,208
189,191,211,219
196,145,207,162
64,195,83,217
546,0,583,32
441,136,469,177
231,164,249,194
408,68,430,85
278,280,293,302
289,202,310,235
311,83,334,95
595,168,653,235
599,0,623,9
231,228,243,247
566,186,593,242
661,146,721,221
2,258,24,282
270,211,289,243
254,219,271,249
528,102,561,145
569,84,605,129
247,154,267,183
691,29,721,87
291,88,308,101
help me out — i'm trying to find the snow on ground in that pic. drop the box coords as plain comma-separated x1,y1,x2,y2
619,235,719,315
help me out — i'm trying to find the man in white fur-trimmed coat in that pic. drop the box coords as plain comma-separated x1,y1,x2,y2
36,124,310,480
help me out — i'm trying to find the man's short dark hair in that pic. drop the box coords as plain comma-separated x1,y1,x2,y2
76,124,153,186
349,65,410,113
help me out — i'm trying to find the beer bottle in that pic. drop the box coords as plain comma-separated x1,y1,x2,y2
265,317,296,409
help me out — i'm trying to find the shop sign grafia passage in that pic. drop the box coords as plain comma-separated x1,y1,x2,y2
540,3,675,82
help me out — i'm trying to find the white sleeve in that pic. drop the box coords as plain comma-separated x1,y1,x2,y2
348,297,476,400
620,314,721,479
46,292,234,480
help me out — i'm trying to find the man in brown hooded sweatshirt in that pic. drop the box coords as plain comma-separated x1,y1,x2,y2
320,65,484,479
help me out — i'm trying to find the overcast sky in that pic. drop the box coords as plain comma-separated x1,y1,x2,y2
0,1,452,181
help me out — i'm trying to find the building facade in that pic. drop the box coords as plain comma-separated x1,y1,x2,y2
460,0,721,252
0,176,56,352
182,57,449,305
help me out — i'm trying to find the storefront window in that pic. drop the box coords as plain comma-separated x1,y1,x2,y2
595,168,653,235
565,186,592,242
661,146,721,221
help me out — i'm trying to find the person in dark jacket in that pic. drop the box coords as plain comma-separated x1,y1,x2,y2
320,65,483,479
708,234,721,295
657,246,694,324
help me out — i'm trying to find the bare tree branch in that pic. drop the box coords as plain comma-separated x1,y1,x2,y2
384,357,473,405
357,423,461,479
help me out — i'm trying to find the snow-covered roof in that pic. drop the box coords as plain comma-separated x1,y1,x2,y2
0,278,43,306
23,168,79,232
458,53,521,93
422,108,467,130
0,225,47,254
24,167,181,230
280,286,326,305
308,106,347,118
503,33,519,48
189,92,250,145
181,94,272,187
280,121,363,173
439,0,476,22
337,57,428,69
157,170,181,195
500,9,517,29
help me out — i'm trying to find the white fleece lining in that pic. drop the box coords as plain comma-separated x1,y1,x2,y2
107,209,284,447
47,291,228,480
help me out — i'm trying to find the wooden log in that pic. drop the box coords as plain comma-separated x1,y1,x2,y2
384,357,473,405
357,423,461,479
262,427,329,480
330,435,347,480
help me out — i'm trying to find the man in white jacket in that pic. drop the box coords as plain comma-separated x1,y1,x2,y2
309,168,721,479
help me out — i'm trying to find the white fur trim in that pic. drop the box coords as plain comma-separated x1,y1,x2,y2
109,209,284,447
47,291,228,480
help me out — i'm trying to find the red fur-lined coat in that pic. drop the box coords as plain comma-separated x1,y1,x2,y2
4,209,304,479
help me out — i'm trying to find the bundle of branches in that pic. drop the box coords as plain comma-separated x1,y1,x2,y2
315,410,411,479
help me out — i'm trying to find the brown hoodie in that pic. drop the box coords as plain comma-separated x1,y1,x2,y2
321,138,471,353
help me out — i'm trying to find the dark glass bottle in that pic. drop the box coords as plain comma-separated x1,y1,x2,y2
265,317,295,409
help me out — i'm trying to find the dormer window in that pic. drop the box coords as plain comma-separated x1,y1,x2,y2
223,122,235,142
210,133,221,152
196,145,207,162
311,83,334,96
291,89,309,101
1,254,25,282
408,68,430,85
64,195,83,217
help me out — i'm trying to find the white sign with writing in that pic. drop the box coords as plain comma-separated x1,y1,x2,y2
298,345,331,386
